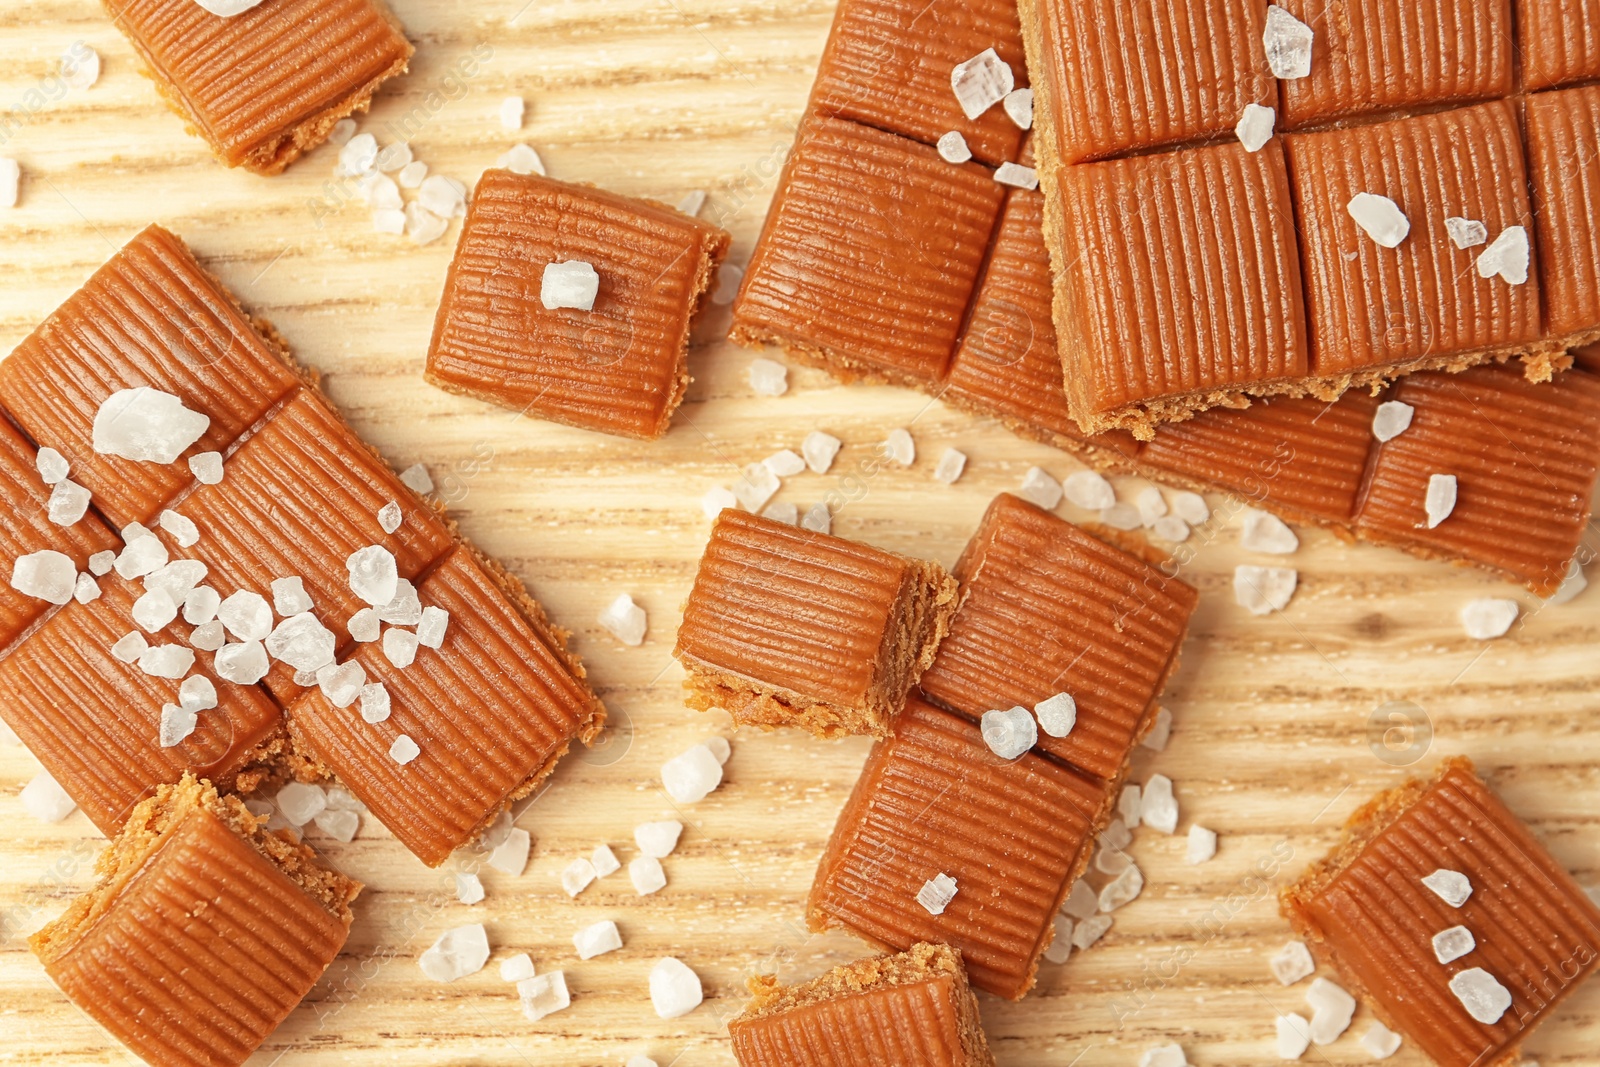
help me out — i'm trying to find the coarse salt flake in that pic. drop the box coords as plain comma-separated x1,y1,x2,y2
1033,692,1077,737
1142,773,1179,834
733,462,780,513
359,681,391,723
1348,192,1410,247
488,827,531,876
60,44,100,91
499,96,525,130
268,612,337,672
327,119,357,146
749,357,788,396
763,449,806,478
218,590,272,642
1422,868,1473,907
1263,4,1314,79
1460,597,1518,640
661,743,723,803
1361,1022,1403,1059
1270,941,1316,986
712,262,743,304
574,919,622,960
635,820,683,858
417,605,449,648
1003,87,1033,129
418,924,490,983
541,260,600,311
1241,509,1299,554
591,843,621,878
46,479,90,526
1234,565,1298,615
271,576,313,617
316,660,366,708
35,447,69,484
1170,490,1209,525
347,545,399,607
1445,216,1488,249
562,857,597,897
382,627,420,668
1476,226,1529,284
802,430,841,473
389,733,421,765
158,704,197,748
1425,473,1457,528
1063,469,1115,510
178,674,216,712
1019,466,1062,509
500,954,536,983
1138,1046,1188,1067
1449,967,1511,1024
883,428,915,466
936,131,972,164
11,550,76,605
275,782,327,826
1099,502,1142,530
1433,924,1476,963
649,957,703,1019
520,971,571,1021
138,643,194,680
189,451,223,484
994,162,1038,189
950,48,1013,119
1187,825,1218,864
801,502,831,533
1072,913,1112,950
73,573,100,604
455,872,484,905
981,706,1035,759
110,631,148,663
598,593,647,646
214,640,268,684
677,189,707,216
1098,862,1143,912
1277,1012,1313,1060
497,143,545,176
917,872,959,915
1236,102,1276,151
92,387,211,464
377,501,402,534
1371,399,1415,441
631,855,667,895
400,463,434,495
1151,515,1190,543
933,448,967,484
1307,977,1356,1045
21,772,77,823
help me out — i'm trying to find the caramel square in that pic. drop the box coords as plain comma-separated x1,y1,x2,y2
1518,0,1600,90
426,169,730,440
1525,85,1600,339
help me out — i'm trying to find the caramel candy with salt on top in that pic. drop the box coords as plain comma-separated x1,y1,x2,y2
919,493,1196,780
1517,0,1600,90
1282,758,1600,1067
287,544,604,867
1526,85,1600,339
730,114,1006,388
426,169,729,440
811,0,1027,167
0,572,284,835
809,695,1108,999
0,225,304,529
1353,362,1600,595
111,0,412,174
674,509,958,740
729,942,996,1067
32,775,359,1067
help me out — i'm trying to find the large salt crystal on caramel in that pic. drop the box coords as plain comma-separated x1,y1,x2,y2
219,590,272,642
1235,102,1275,152
1424,473,1457,528
540,260,600,311
1347,192,1410,247
1448,967,1511,1024
980,706,1035,758
950,48,1013,120
1475,225,1529,284
12,550,76,605
347,545,399,607
215,640,268,684
268,612,336,672
1263,5,1314,79
91,387,210,463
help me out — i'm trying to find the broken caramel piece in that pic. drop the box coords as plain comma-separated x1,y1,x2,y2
1525,85,1600,340
1353,363,1600,595
110,0,413,174
0,225,303,528
31,775,359,1067
287,545,604,867
730,115,1006,388
1517,0,1600,90
729,942,996,1067
674,509,958,740
919,493,1196,780
808,696,1108,999
1282,758,1600,1067
426,169,730,440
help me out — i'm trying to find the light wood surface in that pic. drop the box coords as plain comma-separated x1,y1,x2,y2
1,2,1597,1065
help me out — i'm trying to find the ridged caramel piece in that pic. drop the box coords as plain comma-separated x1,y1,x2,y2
730,943,996,1067
1278,0,1513,127
1052,141,1310,432
164,388,453,703
1282,758,1600,1067
287,545,604,867
33,777,356,1067
730,115,1006,387
1287,101,1544,378
808,696,1108,999
1024,0,1273,165
1140,390,1382,526
943,189,1141,462
810,0,1027,167
674,509,957,739
1525,86,1600,339
918,493,1196,780
0,414,120,649
111,0,412,174
1517,0,1600,89
425,169,730,440
0,225,302,528
1353,364,1600,594
0,573,283,836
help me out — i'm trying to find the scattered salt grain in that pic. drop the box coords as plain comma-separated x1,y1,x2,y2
764,449,806,477
733,462,781,512
45,479,90,527
158,704,197,747
349,607,381,643
760,505,796,528
110,631,148,663
541,260,600,311
1460,597,1518,640
1151,515,1190,542
389,733,421,765
499,95,525,130
1425,473,1457,527
1277,1012,1313,1060
598,593,647,646
500,954,536,983
276,782,327,826
1347,192,1410,248
362,171,402,210
373,501,403,536
400,463,434,495
11,550,76,604
1263,4,1314,79
219,590,273,642
562,857,597,897
1187,825,1217,864
316,661,366,708
661,743,724,803
214,639,268,683
590,843,621,878
1169,490,1209,525
398,160,429,188
1043,914,1074,964
1139,1045,1189,1067
189,451,224,484
1098,862,1143,911
21,773,76,823
328,119,357,146
61,45,100,91
179,675,217,712
713,262,744,304
88,550,115,576
1130,487,1165,527
520,971,571,1021
795,435,841,480
271,577,313,617
489,827,531,876
337,132,378,176
1445,216,1488,250
266,612,337,672
1117,784,1142,829
650,957,703,1019
701,486,738,519
677,189,707,216
1476,226,1529,284
1371,399,1415,441
1548,558,1587,606
704,736,732,764
454,872,484,905
1003,87,1033,129
748,357,788,396
994,162,1038,189
950,47,1013,119
35,447,69,484
138,644,194,679
379,581,424,626
917,872,959,915
882,429,915,466
405,203,450,245
631,855,667,895
373,209,406,235
1025,693,1075,741
1063,878,1098,920
145,560,206,602
1019,466,1062,509
1142,774,1179,833
348,545,400,607
1236,102,1276,151
1062,470,1115,510
936,131,972,164
156,509,198,547
981,706,1036,759
574,920,623,960
1142,706,1173,751
1307,977,1356,1044
1360,1021,1403,1059
1234,565,1298,615
1241,509,1299,554
376,141,412,173
1100,502,1141,530
419,924,490,982
314,808,359,842
73,573,99,604
497,143,545,176
933,448,966,484
1072,913,1112,950
635,820,683,858
1422,868,1473,907
417,605,449,649
801,502,831,533
1449,967,1511,1024
417,175,467,218
115,535,168,580
359,682,391,723
0,158,17,208
383,627,420,668
1432,924,1475,964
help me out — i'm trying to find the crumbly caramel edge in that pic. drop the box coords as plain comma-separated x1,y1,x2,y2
681,657,888,739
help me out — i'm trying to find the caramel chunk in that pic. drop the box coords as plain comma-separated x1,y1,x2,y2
1526,85,1600,340
1282,758,1600,1067
1517,0,1600,90
1277,0,1512,127
808,696,1108,999
919,493,1196,780
731,115,1006,387
674,509,958,739
1287,101,1547,379
729,942,995,1067
426,169,730,440
812,0,1027,166
1354,363,1600,594
111,0,413,174
287,545,604,867
1052,140,1309,435
31,776,359,1067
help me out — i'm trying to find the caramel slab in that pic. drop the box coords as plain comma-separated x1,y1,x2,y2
287,545,604,867
111,0,412,173
808,696,1108,999
1283,758,1600,1067
426,169,730,440
1526,85,1600,340
1517,0,1600,90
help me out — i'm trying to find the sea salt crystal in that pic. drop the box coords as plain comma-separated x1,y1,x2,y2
155,509,198,547
1043,914,1074,964
801,502,831,533
1152,515,1190,542
733,462,781,512
419,175,467,218
635,820,683,858
419,924,490,982
917,872,959,915
1263,4,1314,79
1371,400,1415,441
416,605,449,649
500,954,536,983
562,857,598,896
276,782,327,826
650,957,703,1019
179,675,217,712
138,644,194,679
400,463,434,495
453,872,484,905
1142,774,1179,833
389,733,420,765
359,681,391,723
159,704,197,747
375,501,403,535
1063,470,1115,510
21,772,77,823
88,550,115,576
1003,87,1033,129
574,920,623,960
1059,878,1097,922
1099,502,1141,530
541,260,600,311
1422,868,1473,907
713,262,744,304
324,785,363,816
362,171,402,210
1277,1012,1313,1060
398,160,429,188
1072,913,1112,950
631,855,667,895
60,44,100,90
373,208,406,236
115,535,168,580
589,843,621,878
1099,818,1132,853
1361,1022,1402,1059
111,631,148,663
1019,466,1062,509
497,143,545,175
47,479,90,525
1433,924,1476,963
1449,967,1511,1024
1548,558,1588,606
214,640,269,683
761,449,805,479
379,579,423,626
93,387,211,463
349,607,381,642
936,131,972,164
1476,226,1529,284
661,743,723,803
994,162,1038,189
1033,692,1077,737
324,118,357,147
981,706,1036,759
1307,977,1356,1044
1425,473,1457,527
1187,825,1217,864
1461,597,1518,640
951,48,1013,119
314,808,359,842
1241,509,1299,554
219,590,273,641
73,573,99,604
317,661,366,708
933,448,967,484
520,972,571,1021
598,593,647,646
677,189,707,216
799,432,841,476
337,132,378,176
405,203,450,245
499,95,525,130
1347,192,1410,247
1234,565,1298,615
347,545,399,607
145,560,206,602
880,428,915,466
11,550,76,604
376,141,412,173
1143,706,1174,751
1169,490,1209,525
1236,102,1276,151
488,827,531,876
189,451,223,484
383,627,420,668
1098,862,1143,911
268,612,337,671
1138,1045,1188,1067
1128,487,1165,527
35,447,69,484
701,486,738,519
271,577,313,617
1446,216,1488,249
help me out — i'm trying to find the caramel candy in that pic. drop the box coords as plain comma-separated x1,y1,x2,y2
0,573,284,835
1052,140,1310,434
809,696,1108,999
111,0,412,174
287,545,604,866
32,776,359,1067
811,0,1027,167
1278,0,1512,127
1526,85,1600,339
1517,0,1600,90
729,942,996,1067
919,493,1196,780
1282,758,1600,1067
1287,101,1548,379
731,115,1006,388
426,169,730,440
1353,363,1600,595
0,225,304,528
674,509,958,739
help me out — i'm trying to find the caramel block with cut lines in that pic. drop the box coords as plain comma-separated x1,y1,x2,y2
109,0,412,173
674,509,958,740
1517,0,1600,90
1526,85,1600,339
1283,758,1600,1067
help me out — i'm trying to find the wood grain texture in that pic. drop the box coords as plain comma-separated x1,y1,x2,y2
0,2,1596,1065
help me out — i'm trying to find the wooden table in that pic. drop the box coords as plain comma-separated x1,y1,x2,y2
0,2,1596,1064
